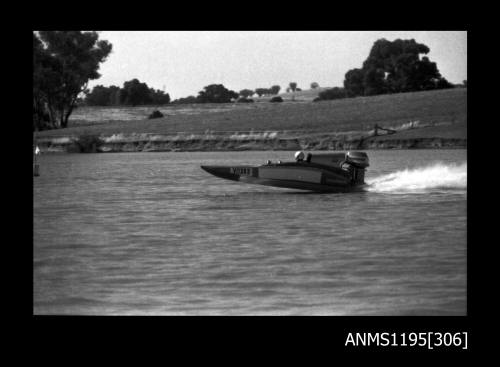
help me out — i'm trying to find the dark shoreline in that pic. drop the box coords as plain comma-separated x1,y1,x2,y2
36,134,466,153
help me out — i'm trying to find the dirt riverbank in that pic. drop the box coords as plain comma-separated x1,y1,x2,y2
36,123,466,153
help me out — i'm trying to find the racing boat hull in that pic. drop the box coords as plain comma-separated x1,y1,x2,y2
201,151,369,192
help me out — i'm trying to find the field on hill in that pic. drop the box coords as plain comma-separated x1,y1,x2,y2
36,88,466,139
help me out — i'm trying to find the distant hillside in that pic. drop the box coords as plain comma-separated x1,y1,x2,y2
35,88,467,152
36,88,466,139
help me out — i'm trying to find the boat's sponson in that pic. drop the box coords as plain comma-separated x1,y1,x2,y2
201,152,369,192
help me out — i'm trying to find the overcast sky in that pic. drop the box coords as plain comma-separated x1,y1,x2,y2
89,31,467,99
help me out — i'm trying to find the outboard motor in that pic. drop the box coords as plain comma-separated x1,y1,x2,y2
344,151,369,184
345,151,369,168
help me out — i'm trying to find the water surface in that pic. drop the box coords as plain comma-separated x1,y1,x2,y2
33,149,467,315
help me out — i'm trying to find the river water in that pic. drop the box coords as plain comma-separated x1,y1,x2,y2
33,149,467,315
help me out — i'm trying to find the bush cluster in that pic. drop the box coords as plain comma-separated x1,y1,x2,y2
148,110,164,119
73,135,104,153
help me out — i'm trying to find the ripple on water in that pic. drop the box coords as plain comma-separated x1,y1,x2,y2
34,150,467,315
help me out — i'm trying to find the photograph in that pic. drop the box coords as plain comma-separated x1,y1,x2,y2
33,30,467,318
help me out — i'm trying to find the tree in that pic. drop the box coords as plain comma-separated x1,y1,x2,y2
197,84,238,103
171,95,198,104
85,82,170,106
85,85,120,106
316,87,347,101
254,88,268,97
289,82,297,101
109,86,121,106
343,69,365,97
270,85,281,95
33,31,112,130
120,79,152,106
363,67,387,96
343,38,453,97
149,88,171,105
310,82,319,89
434,78,454,89
239,89,254,98
85,85,107,106
33,33,58,130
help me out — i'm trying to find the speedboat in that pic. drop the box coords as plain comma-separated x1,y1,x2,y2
201,151,369,192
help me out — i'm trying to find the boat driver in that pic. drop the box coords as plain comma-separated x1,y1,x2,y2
294,151,305,162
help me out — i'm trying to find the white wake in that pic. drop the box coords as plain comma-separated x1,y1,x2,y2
366,162,467,193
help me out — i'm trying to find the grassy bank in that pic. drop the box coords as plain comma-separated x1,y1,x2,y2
35,88,467,152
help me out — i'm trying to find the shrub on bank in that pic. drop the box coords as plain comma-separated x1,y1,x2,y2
270,96,283,103
148,110,164,119
73,134,104,153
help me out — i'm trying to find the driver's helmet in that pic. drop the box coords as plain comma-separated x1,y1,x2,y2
294,151,305,161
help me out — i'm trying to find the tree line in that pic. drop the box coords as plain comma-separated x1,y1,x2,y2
33,32,459,131
241,85,281,98
170,84,284,104
85,83,284,106
85,79,171,106
170,84,238,104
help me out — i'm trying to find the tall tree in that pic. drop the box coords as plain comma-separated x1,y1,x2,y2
120,79,152,106
254,88,269,97
363,68,387,96
239,89,254,98
85,85,118,106
149,88,171,105
344,69,364,97
108,85,121,106
33,33,59,129
343,38,453,97
33,31,112,130
270,85,281,95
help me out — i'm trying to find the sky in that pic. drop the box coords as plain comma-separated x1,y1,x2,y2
89,31,467,100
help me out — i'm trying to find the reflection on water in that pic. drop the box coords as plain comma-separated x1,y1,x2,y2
33,150,467,315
